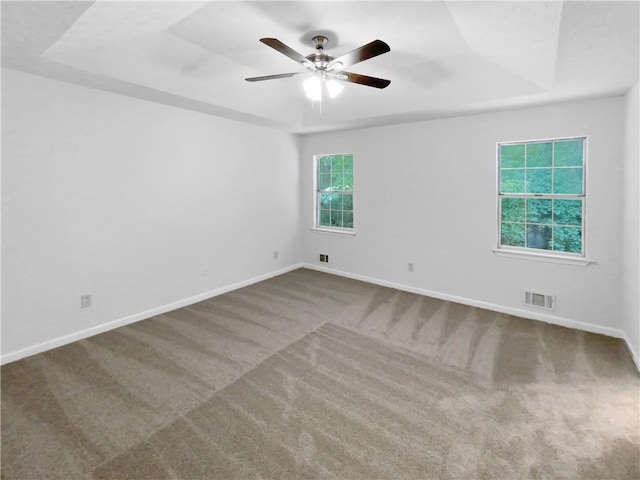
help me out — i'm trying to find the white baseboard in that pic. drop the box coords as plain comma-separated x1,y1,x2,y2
5,262,638,373
301,263,630,341
622,332,640,372
1,263,305,365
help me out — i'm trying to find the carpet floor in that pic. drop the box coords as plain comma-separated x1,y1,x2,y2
1,268,638,479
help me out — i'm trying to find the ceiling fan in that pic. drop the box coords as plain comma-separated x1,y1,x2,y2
245,36,391,100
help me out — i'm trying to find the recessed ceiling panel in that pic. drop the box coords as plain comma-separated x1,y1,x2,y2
446,1,563,90
554,1,640,93
43,1,208,57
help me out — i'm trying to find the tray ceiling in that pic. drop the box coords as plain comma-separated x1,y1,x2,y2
2,1,638,134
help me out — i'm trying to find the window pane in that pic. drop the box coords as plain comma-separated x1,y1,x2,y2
319,157,332,174
330,210,343,228
526,198,552,224
318,173,332,190
343,211,354,228
332,173,344,189
500,169,525,193
501,223,525,247
501,144,525,168
527,142,552,168
501,198,524,222
343,194,353,210
343,174,354,190
344,157,353,175
553,199,582,226
554,140,583,167
319,209,331,226
526,224,552,250
330,194,343,210
319,193,332,208
526,168,552,194
554,167,583,194
332,156,344,173
553,226,582,253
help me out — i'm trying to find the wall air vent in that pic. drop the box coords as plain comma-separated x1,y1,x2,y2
524,291,554,310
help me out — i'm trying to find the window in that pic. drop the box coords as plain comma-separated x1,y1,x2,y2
314,154,354,231
497,137,586,256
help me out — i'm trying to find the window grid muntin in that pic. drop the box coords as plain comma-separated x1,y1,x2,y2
499,138,586,195
499,196,585,254
315,154,354,230
497,137,586,256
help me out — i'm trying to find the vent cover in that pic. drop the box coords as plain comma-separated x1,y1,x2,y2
524,291,554,310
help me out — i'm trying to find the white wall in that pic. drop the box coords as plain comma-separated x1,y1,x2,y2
301,97,626,337
1,69,302,360
2,68,633,363
623,82,640,365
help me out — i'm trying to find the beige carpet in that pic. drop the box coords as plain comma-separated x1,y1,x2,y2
2,268,639,479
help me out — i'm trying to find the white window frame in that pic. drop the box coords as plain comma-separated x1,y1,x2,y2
311,153,356,236
493,136,594,266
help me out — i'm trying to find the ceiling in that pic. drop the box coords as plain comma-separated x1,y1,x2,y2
2,1,639,134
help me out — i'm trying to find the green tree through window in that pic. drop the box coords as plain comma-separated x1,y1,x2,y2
498,138,585,255
316,154,354,229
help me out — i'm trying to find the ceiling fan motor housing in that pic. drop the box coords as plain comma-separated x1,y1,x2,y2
306,36,333,70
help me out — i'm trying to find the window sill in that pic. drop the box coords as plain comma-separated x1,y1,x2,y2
492,248,594,266
310,227,356,237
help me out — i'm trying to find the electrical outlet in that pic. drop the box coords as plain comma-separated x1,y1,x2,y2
319,254,329,263
81,294,92,309
408,263,414,272
273,251,278,259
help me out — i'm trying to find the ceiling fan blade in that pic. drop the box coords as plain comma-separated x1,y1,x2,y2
245,72,308,82
260,38,315,69
338,72,391,89
328,39,390,70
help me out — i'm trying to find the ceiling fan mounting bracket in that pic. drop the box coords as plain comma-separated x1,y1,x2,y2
312,36,328,50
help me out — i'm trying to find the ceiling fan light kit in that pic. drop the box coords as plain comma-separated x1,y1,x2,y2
303,72,344,101
246,35,391,102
